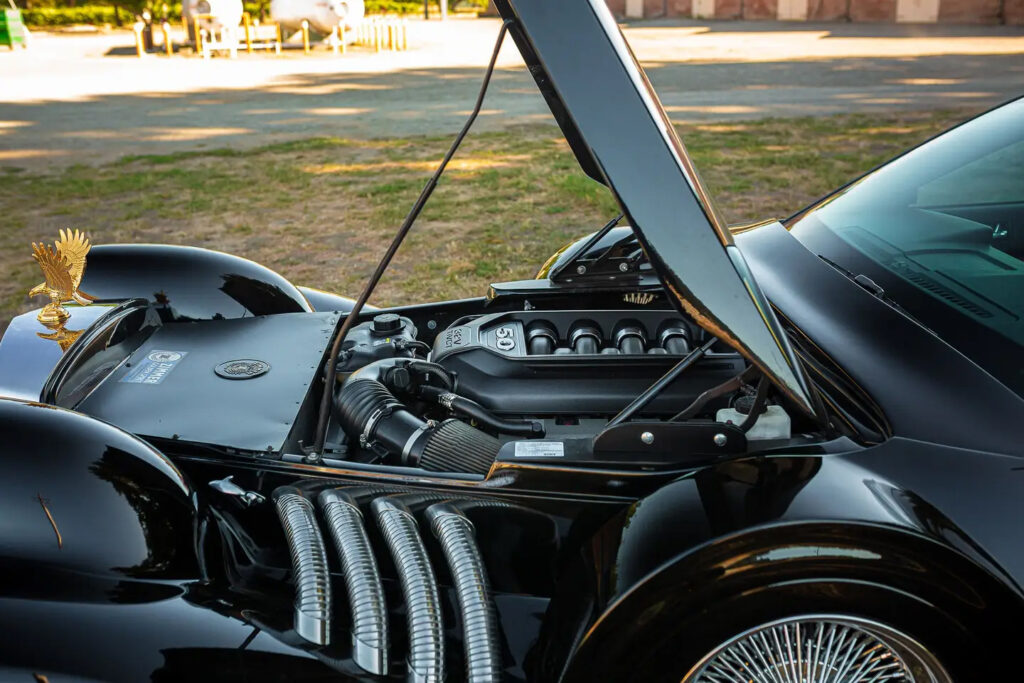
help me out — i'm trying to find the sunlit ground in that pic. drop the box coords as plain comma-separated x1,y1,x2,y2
2,19,1023,169
0,109,969,332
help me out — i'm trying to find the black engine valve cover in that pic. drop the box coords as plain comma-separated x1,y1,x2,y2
432,311,744,416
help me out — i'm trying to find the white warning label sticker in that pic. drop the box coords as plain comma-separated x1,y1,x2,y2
513,441,565,458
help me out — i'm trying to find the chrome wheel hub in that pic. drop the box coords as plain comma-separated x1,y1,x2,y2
683,615,953,683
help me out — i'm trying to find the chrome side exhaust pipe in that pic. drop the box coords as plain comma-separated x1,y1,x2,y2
372,496,445,683
273,487,332,646
319,488,390,676
426,502,502,682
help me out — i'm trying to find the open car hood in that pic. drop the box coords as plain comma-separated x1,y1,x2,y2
494,0,818,416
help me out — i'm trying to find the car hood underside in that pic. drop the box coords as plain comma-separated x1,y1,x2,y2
493,0,817,417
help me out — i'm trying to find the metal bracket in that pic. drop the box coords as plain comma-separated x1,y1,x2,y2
592,421,746,466
209,476,266,507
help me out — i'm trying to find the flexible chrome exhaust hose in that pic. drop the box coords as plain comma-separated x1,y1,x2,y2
426,503,502,682
273,488,332,646
319,489,390,676
372,496,445,683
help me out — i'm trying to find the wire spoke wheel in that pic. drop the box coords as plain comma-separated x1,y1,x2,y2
683,615,953,683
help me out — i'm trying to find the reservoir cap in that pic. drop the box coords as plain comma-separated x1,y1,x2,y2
372,313,403,336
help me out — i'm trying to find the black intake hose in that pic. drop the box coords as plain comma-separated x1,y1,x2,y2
335,378,500,476
419,386,544,438
336,379,428,461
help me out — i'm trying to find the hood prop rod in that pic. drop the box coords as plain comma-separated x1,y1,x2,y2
605,337,717,429
311,21,512,458
549,213,623,281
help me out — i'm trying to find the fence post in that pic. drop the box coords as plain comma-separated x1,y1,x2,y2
195,18,204,55
132,21,145,57
243,12,253,53
162,21,172,56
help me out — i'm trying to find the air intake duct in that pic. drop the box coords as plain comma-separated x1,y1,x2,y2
336,378,500,475
418,419,500,475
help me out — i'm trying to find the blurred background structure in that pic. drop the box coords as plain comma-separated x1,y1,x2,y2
610,0,1024,25
6,0,1022,31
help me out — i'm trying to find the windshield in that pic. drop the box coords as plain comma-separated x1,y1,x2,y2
790,98,1024,397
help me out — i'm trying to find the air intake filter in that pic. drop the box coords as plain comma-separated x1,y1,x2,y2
418,419,501,476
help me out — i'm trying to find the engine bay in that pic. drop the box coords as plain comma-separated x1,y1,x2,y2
22,264,839,489
40,292,823,485
19,289,831,487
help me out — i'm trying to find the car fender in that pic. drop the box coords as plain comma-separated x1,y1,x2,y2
79,244,312,321
0,398,199,595
553,445,1024,681
561,520,1021,682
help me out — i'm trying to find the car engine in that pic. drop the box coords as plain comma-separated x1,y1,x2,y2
328,308,751,476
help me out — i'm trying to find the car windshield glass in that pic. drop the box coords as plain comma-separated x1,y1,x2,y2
789,98,1024,396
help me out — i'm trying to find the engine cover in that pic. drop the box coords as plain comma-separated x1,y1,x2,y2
77,312,338,454
432,311,745,416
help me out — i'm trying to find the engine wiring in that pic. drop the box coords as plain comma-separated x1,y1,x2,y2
737,375,770,432
670,365,758,422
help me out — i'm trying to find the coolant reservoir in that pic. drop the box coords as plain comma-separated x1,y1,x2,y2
716,404,790,441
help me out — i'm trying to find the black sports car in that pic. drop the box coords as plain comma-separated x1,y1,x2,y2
2,0,1022,681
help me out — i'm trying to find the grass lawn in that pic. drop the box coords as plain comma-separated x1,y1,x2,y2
0,109,970,333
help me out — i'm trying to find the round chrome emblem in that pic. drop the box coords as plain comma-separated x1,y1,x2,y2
215,359,271,380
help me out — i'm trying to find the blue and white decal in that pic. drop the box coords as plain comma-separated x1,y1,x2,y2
120,350,188,385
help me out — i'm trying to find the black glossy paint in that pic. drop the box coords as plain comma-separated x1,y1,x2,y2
0,399,197,579
297,285,366,314
0,592,335,683
82,244,312,321
739,221,1024,457
550,439,1024,681
0,303,114,401
3,6,1024,682
493,0,816,417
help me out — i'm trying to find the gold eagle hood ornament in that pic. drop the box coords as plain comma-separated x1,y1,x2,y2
28,229,97,326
